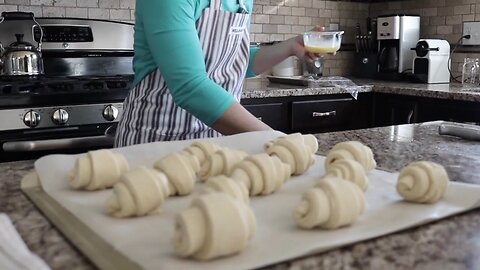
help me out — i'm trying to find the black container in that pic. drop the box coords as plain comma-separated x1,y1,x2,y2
353,53,378,79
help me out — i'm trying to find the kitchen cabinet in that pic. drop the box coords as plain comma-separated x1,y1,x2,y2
374,93,480,127
374,93,418,126
243,102,288,132
241,93,374,134
291,94,373,133
418,98,480,125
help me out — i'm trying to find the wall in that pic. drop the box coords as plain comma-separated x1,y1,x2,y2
370,0,480,78
0,0,135,22
0,0,369,76
251,0,369,75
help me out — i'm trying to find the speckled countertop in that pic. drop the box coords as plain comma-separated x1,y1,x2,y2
1,121,479,270
242,77,480,102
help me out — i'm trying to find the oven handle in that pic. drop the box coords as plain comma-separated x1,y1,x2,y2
2,135,114,152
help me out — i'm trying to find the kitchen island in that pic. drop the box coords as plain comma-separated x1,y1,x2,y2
1,121,479,270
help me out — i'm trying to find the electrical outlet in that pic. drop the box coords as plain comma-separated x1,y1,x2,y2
463,22,480,45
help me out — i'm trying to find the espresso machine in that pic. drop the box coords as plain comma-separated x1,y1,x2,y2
412,39,450,84
377,15,420,80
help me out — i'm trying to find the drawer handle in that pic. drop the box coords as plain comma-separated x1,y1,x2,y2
256,117,263,121
312,111,337,117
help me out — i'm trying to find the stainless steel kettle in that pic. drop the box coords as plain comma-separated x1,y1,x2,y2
0,12,44,76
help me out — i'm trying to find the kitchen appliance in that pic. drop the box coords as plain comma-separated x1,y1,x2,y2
0,13,134,162
0,12,44,76
377,15,420,80
412,39,450,84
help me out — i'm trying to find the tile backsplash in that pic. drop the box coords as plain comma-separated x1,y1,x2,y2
2,0,480,78
0,0,368,76
0,0,135,22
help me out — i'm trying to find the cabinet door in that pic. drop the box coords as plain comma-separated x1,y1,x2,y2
243,103,287,132
418,99,480,125
374,95,418,127
291,98,357,132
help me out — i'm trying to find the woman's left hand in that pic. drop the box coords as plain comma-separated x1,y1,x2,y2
290,26,336,61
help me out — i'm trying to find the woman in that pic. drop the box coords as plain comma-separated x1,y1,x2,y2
115,0,324,147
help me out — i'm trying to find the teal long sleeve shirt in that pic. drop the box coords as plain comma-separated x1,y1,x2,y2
133,0,258,126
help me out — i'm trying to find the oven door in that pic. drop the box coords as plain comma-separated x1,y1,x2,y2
0,124,116,162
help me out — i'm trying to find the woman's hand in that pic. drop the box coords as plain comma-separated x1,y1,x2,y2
289,26,336,61
251,25,336,75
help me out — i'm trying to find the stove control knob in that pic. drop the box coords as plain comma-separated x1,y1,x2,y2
103,105,119,121
23,110,41,128
52,109,69,125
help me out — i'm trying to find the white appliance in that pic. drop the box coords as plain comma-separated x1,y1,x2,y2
412,39,450,84
377,15,420,80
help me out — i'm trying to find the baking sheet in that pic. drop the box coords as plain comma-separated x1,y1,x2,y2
32,131,480,270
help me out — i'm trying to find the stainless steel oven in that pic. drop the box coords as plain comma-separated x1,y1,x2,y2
0,15,134,162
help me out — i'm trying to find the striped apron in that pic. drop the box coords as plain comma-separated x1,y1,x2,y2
115,0,251,147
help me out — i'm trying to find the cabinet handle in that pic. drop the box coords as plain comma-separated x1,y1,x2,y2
407,109,414,124
312,111,337,117
256,117,263,121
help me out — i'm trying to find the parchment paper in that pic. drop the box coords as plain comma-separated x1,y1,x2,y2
33,131,480,270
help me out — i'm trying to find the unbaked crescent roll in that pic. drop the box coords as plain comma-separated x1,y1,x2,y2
154,152,200,196
198,148,248,182
174,193,256,260
69,149,129,190
325,141,376,172
325,159,368,191
230,153,291,196
105,166,170,218
182,141,222,165
265,133,318,175
396,161,449,204
294,176,365,229
202,175,249,203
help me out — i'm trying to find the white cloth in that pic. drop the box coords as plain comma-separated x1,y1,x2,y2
0,213,51,270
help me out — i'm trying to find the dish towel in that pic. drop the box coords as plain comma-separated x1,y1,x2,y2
0,213,51,270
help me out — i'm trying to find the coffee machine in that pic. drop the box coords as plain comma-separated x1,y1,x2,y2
412,39,450,84
377,15,420,80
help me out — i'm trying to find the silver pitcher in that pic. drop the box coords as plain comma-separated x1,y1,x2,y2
0,12,44,76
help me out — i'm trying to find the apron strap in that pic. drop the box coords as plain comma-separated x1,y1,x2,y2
210,0,223,9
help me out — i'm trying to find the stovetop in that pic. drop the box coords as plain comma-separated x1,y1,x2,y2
0,75,133,108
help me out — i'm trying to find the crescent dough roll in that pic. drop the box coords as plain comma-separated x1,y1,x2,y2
265,133,318,175
396,161,449,204
325,141,376,172
325,159,368,191
154,152,200,196
230,153,291,196
202,175,249,203
198,148,248,182
105,166,170,218
69,149,129,190
174,193,256,261
294,176,365,229
182,141,222,165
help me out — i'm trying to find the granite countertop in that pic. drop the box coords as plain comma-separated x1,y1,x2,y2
1,121,479,269
242,77,480,102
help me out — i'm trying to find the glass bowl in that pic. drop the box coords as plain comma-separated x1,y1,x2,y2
303,31,344,54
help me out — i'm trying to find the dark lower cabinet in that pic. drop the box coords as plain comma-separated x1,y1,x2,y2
291,94,372,133
242,91,480,134
374,94,418,126
241,93,373,134
243,102,288,131
375,93,480,127
418,98,480,125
